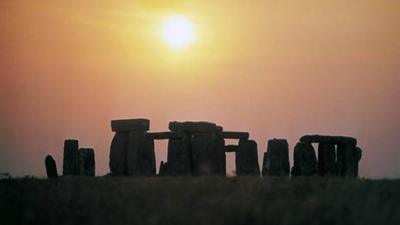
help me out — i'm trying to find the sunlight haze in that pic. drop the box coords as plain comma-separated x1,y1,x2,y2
1,0,400,178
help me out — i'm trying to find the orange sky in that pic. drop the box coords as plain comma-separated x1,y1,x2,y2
1,0,399,178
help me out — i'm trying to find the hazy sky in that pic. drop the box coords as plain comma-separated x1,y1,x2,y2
1,0,399,178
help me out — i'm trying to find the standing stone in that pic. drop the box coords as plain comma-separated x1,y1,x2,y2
78,148,95,176
168,121,225,176
300,134,361,178
45,155,58,178
109,132,129,175
139,137,156,176
336,144,346,176
292,142,317,176
337,143,358,177
126,131,156,176
109,119,154,176
126,131,145,176
191,132,225,176
236,139,260,176
318,143,336,176
167,133,192,176
63,139,79,176
262,139,289,177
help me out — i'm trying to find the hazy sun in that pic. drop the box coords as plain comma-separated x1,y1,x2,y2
161,16,196,49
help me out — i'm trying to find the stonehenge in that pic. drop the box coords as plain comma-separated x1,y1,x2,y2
292,135,362,177
44,118,363,179
108,119,362,178
109,119,260,177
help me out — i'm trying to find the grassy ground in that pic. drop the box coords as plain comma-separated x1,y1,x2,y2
1,177,399,225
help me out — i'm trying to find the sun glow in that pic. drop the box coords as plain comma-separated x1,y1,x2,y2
161,16,196,49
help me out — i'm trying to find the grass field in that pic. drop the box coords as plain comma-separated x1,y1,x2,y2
1,177,399,225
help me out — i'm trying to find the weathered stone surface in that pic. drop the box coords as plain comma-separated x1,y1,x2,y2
126,131,156,176
300,135,357,146
236,139,260,176
78,148,95,176
109,132,129,175
166,135,192,176
262,139,290,176
111,119,150,132
45,155,58,178
63,139,79,176
292,142,317,176
146,131,184,140
191,132,225,176
318,143,336,176
224,145,239,152
169,121,219,133
222,132,249,140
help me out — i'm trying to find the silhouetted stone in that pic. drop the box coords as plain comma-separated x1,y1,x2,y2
126,131,156,176
222,131,249,140
300,135,357,146
216,126,223,132
111,119,150,132
45,155,58,178
337,143,359,177
146,131,184,140
336,144,345,176
344,144,357,177
78,148,95,176
236,139,260,176
166,134,192,176
63,139,79,176
224,145,239,152
262,139,290,176
109,132,129,175
355,147,362,177
191,132,225,176
292,142,317,176
318,143,336,176
299,134,361,178
169,121,219,133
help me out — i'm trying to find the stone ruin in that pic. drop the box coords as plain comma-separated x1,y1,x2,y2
44,139,96,178
108,119,363,178
109,119,260,176
291,135,362,178
44,118,363,179
262,139,290,177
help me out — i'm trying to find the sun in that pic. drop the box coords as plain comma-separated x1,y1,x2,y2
161,16,196,50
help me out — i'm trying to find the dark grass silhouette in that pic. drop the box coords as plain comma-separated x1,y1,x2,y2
1,177,399,225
